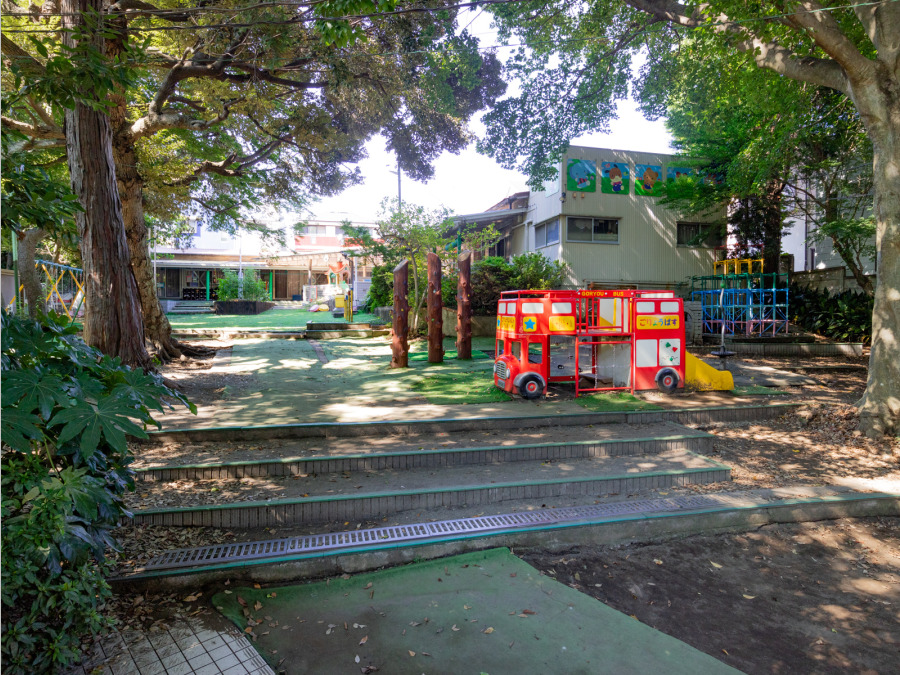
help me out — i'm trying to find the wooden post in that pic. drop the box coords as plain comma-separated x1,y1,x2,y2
427,252,443,363
391,259,409,368
456,250,472,359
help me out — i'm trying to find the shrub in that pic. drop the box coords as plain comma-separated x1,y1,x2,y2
510,251,568,290
0,312,194,673
363,264,394,310
216,269,269,301
789,284,873,343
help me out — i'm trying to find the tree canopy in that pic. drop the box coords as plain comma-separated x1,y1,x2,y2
480,0,899,438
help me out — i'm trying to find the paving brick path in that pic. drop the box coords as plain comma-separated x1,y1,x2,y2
67,617,274,675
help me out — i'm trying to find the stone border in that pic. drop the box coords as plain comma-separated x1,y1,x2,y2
137,434,713,482
146,403,800,444
113,490,899,590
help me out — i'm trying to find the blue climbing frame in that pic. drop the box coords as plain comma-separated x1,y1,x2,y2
690,272,789,337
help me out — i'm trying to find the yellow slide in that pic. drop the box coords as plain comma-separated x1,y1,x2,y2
685,352,734,390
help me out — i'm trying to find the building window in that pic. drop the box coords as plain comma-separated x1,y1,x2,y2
535,218,560,248
303,225,327,236
185,270,205,288
677,222,724,247
567,217,619,243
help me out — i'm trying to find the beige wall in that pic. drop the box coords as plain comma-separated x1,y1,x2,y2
528,146,724,289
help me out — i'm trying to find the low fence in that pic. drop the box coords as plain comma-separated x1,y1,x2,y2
792,267,875,294
4,260,85,321
302,281,371,306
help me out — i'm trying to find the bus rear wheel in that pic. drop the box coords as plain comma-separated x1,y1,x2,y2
518,374,544,399
656,368,679,394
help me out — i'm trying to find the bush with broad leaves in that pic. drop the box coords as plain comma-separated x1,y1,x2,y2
1,311,194,674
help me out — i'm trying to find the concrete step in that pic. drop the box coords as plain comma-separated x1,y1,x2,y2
306,322,373,330
128,449,730,529
136,421,713,481
147,402,801,444
305,329,389,339
171,330,305,339
167,309,214,315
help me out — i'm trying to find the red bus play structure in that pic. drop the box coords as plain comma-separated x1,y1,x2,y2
493,289,686,399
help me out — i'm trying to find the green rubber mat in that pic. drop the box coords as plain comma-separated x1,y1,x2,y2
213,548,741,674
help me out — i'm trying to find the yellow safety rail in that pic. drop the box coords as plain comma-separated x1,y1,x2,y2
5,260,85,321
713,258,764,276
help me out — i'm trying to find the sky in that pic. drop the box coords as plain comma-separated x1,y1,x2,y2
303,12,676,225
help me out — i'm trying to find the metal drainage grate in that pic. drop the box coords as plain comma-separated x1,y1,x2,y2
140,494,743,573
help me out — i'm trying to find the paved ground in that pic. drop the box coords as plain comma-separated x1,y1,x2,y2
213,548,741,674
66,613,274,675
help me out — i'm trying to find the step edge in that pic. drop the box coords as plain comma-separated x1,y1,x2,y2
130,462,730,516
135,433,714,474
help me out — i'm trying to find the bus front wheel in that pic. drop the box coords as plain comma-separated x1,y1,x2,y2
656,368,679,394
518,374,544,399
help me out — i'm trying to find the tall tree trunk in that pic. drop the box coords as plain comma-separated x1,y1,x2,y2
106,24,207,361
426,252,443,363
18,228,46,318
855,90,900,439
762,180,785,277
62,0,150,369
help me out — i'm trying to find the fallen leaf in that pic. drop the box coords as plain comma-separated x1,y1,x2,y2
522,609,536,615
408,650,416,657
451,625,460,632
253,583,261,589
184,594,200,602
355,655,360,663
742,594,756,600
722,649,729,655
653,559,663,566
254,601,263,611
464,604,472,610
483,627,494,634
363,582,373,590
710,561,723,569
359,636,368,645
237,596,247,607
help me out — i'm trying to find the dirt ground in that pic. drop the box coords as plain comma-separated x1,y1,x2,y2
107,518,900,675
520,516,900,675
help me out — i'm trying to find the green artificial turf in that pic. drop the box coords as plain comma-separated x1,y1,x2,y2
412,369,511,405
212,548,740,675
166,309,385,330
574,391,665,412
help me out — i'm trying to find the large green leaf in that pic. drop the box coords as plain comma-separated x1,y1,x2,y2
49,396,148,458
0,408,44,452
1,370,69,420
